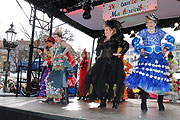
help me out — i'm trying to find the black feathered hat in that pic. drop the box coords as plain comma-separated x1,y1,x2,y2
105,19,125,34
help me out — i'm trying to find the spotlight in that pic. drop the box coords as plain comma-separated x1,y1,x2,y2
82,2,92,19
174,22,180,31
130,30,135,38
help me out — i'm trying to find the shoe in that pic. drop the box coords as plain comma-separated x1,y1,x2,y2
54,98,61,103
141,103,148,112
140,90,148,112
36,96,45,100
158,95,165,111
158,103,165,111
98,103,106,108
98,97,106,108
82,96,86,100
77,97,82,100
42,98,53,103
112,102,119,109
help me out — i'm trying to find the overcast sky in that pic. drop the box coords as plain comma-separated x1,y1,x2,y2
0,0,179,53
0,0,95,53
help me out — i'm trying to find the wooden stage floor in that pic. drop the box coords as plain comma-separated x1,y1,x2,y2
0,96,180,120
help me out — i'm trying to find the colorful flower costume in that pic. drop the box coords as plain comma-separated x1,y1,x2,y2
46,43,74,99
164,56,180,101
38,49,51,97
124,28,175,94
122,57,132,100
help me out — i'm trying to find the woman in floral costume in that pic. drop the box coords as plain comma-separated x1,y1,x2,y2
124,14,175,112
164,52,180,102
45,29,74,103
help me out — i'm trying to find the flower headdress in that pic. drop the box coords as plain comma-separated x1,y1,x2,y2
53,28,62,37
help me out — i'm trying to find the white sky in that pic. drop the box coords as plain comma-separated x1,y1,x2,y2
0,0,179,53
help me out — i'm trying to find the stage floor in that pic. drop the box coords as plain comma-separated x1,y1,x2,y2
0,96,180,120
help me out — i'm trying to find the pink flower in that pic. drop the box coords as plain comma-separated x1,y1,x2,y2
50,89,53,92
60,60,63,63
48,79,51,81
57,88,60,92
174,86,178,91
53,61,56,64
176,81,180,85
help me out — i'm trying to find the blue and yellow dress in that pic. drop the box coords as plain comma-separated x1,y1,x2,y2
46,43,73,99
124,28,175,94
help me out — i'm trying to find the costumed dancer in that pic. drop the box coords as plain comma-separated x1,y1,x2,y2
124,14,175,111
36,37,55,99
44,29,74,104
85,19,129,109
164,52,180,102
149,51,180,102
119,54,132,101
77,48,89,100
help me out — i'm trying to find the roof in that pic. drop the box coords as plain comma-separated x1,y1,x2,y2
24,0,180,38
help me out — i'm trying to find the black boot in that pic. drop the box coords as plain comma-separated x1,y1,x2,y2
112,101,119,109
98,97,106,108
158,95,165,111
43,98,53,103
63,88,69,104
140,90,148,112
82,96,86,100
77,97,82,100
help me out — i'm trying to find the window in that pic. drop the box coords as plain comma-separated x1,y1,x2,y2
176,52,179,57
176,45,180,49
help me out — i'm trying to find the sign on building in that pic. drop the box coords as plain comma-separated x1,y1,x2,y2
103,0,158,20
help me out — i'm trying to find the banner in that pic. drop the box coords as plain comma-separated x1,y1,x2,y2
103,0,158,20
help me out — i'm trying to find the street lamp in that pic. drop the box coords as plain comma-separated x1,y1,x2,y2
3,23,18,92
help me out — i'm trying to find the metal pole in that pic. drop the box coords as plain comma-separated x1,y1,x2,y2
49,16,53,36
89,38,96,68
16,65,20,97
38,55,41,81
26,7,36,97
4,47,11,92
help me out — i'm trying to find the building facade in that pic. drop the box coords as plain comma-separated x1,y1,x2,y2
173,43,180,65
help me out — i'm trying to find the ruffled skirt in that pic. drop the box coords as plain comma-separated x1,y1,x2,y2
46,58,74,99
124,52,171,94
86,57,125,101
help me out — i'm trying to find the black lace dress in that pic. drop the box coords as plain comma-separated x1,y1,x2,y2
86,33,129,102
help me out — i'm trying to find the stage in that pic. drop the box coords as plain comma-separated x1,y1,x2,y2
0,96,179,120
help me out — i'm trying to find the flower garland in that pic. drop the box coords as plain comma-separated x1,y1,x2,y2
50,43,64,71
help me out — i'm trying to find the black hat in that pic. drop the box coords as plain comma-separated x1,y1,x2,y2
146,13,158,21
105,19,125,34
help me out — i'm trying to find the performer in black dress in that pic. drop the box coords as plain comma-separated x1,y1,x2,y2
86,19,129,109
